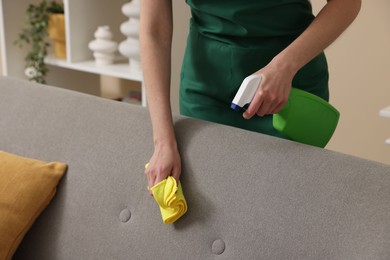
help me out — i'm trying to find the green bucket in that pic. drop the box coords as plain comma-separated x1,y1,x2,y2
273,88,340,148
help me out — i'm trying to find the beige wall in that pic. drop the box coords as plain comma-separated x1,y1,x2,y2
312,1,390,164
171,1,390,165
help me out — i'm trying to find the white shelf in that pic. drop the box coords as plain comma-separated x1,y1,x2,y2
379,106,390,118
0,0,146,105
45,55,143,82
380,106,390,145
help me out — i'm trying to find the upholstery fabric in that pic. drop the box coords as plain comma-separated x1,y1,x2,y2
0,151,67,260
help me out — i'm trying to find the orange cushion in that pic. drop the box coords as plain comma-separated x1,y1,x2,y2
0,151,67,260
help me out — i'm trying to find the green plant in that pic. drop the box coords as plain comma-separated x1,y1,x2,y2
14,1,64,84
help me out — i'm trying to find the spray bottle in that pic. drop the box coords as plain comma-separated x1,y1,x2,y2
231,74,340,148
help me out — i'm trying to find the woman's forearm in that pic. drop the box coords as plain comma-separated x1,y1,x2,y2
140,0,176,147
243,0,361,118
272,0,362,75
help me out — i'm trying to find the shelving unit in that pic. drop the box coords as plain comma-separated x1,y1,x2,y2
379,106,390,145
0,0,145,106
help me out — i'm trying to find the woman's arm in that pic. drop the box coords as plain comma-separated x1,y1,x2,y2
140,0,181,191
243,0,362,119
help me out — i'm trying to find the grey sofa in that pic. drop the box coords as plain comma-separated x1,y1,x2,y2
1,76,389,259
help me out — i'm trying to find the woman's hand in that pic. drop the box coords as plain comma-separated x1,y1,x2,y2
243,0,361,120
243,58,296,119
145,141,181,195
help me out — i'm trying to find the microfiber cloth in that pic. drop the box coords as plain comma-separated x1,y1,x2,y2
145,164,188,224
151,177,188,224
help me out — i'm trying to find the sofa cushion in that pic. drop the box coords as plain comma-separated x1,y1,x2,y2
0,151,67,260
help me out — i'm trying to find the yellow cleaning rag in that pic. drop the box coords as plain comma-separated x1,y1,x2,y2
145,163,188,224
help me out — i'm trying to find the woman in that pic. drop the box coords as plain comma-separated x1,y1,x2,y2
140,0,361,190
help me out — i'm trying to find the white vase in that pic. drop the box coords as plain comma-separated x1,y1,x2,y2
88,26,118,66
120,19,139,37
122,0,140,18
118,0,141,71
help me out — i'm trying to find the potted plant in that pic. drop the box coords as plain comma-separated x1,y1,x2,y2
14,0,65,84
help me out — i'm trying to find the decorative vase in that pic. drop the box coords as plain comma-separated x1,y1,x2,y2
88,26,118,66
47,14,66,59
118,0,141,71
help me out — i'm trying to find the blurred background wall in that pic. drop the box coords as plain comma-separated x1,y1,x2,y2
311,0,390,164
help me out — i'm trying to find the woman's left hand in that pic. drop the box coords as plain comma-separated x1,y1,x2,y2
243,59,296,119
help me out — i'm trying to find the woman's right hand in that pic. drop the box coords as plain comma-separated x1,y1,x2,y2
145,140,181,195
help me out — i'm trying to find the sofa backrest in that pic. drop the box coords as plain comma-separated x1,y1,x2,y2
1,77,389,259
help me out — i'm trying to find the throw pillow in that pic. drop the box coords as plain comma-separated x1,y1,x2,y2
0,151,67,260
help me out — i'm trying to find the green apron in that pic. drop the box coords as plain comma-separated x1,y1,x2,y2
180,0,329,137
